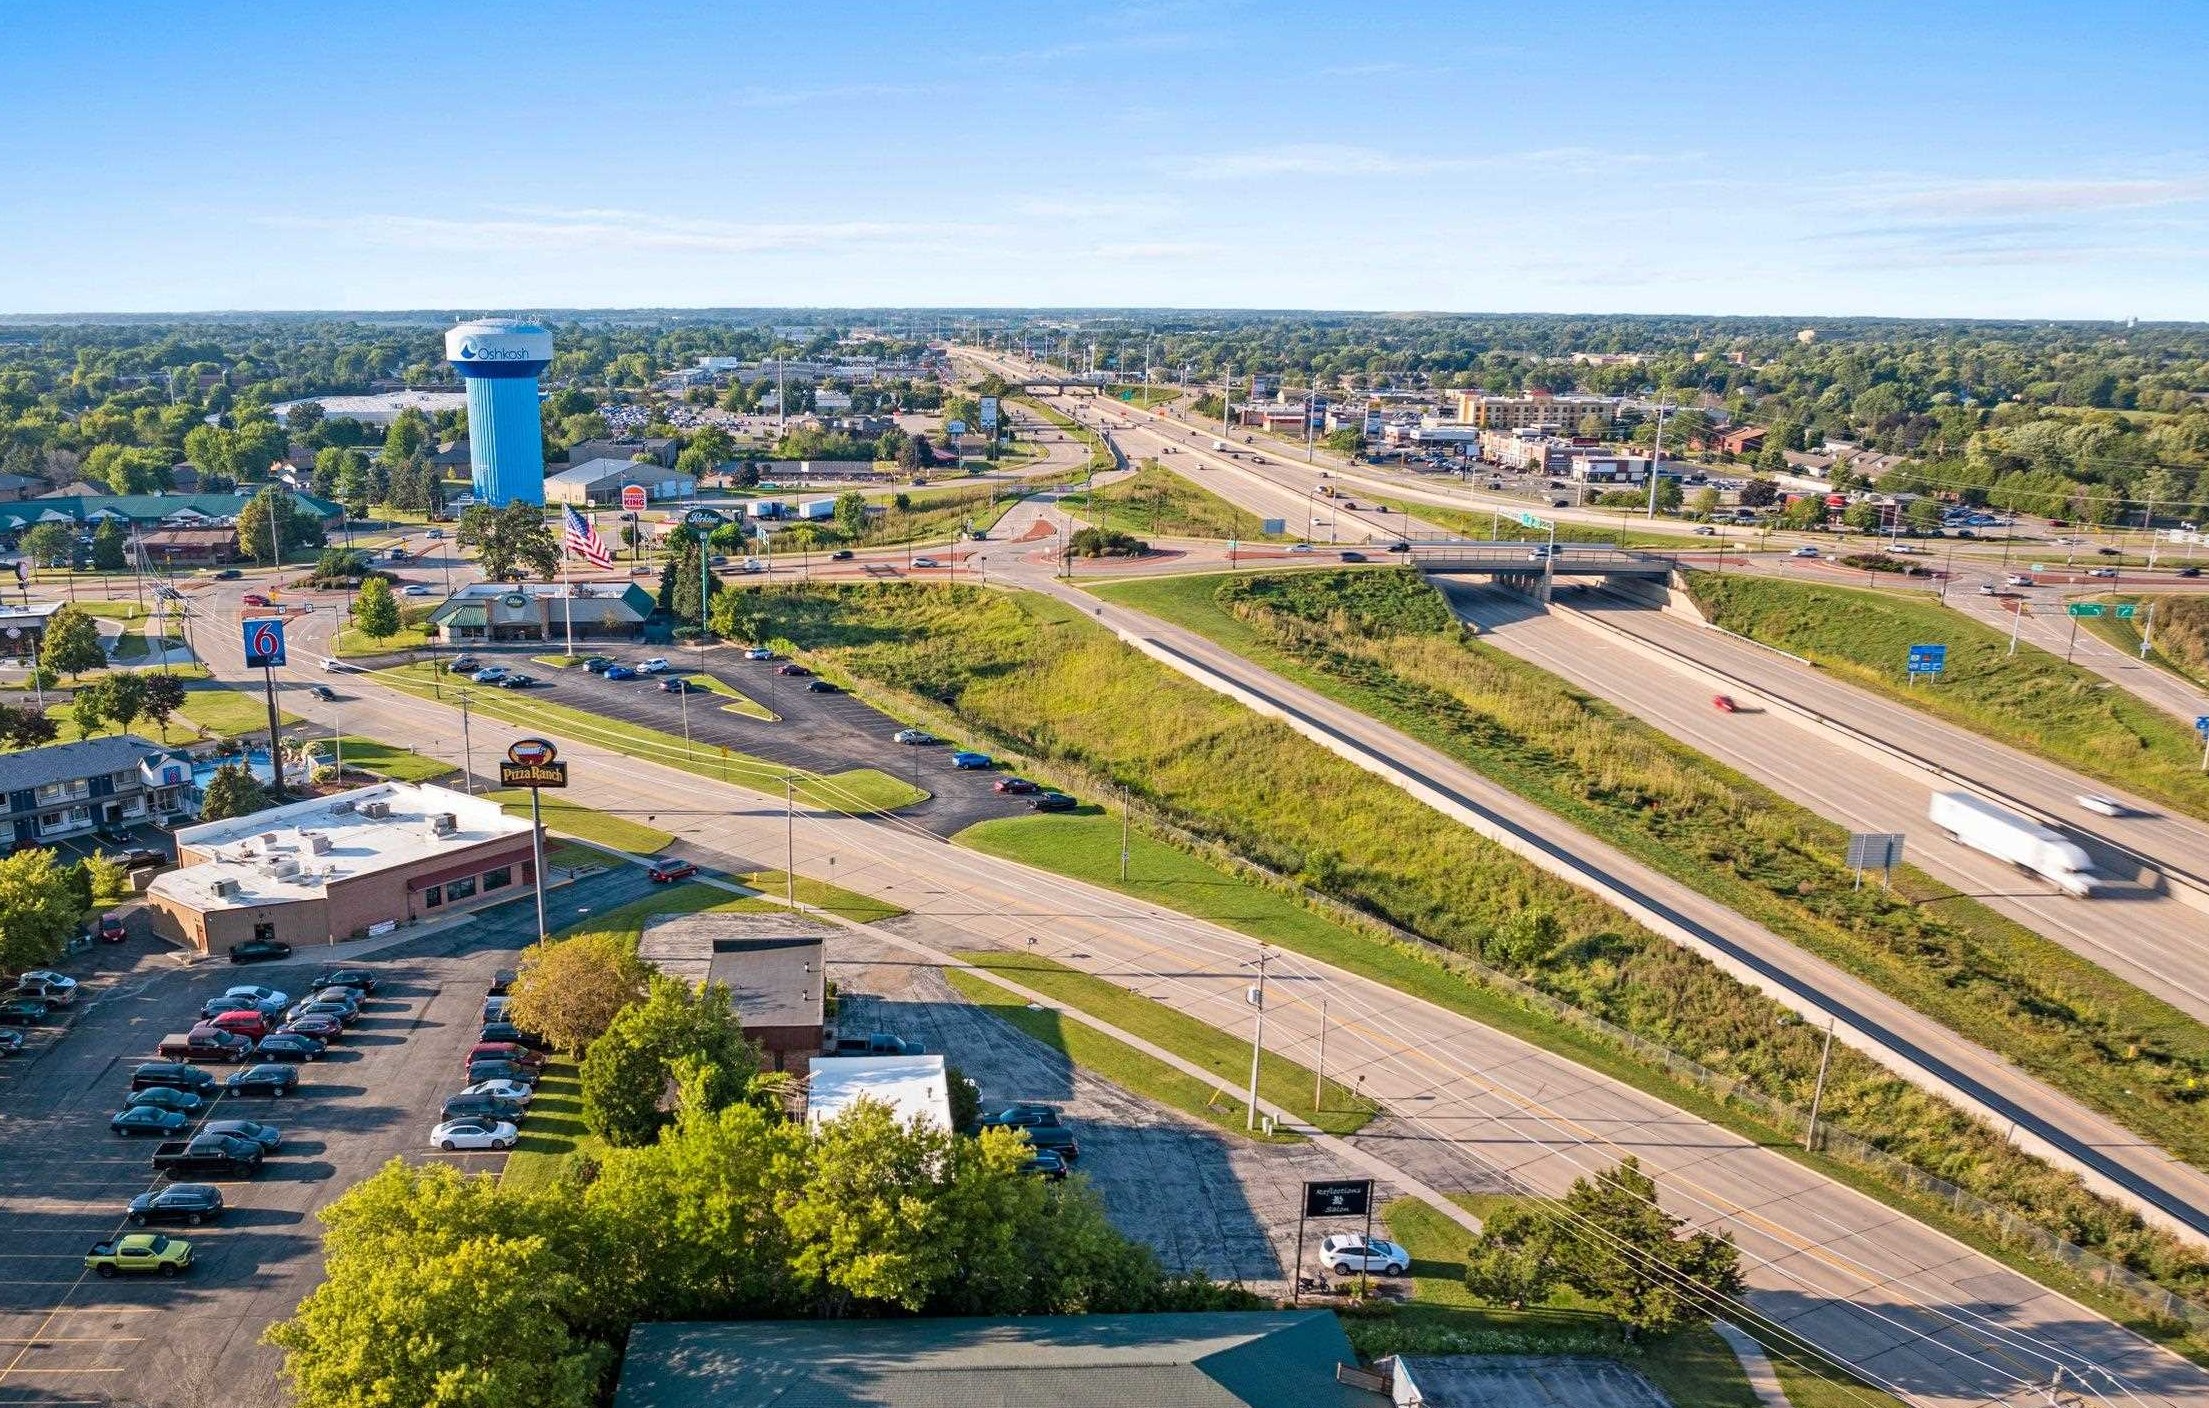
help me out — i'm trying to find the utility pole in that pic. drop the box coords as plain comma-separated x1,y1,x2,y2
1645,395,1668,520
1120,788,1131,882
1313,997,1328,1110
784,774,796,911
456,689,476,795
1244,947,1269,1131
1803,1016,1835,1150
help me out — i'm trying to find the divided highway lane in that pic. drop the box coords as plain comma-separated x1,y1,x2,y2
1443,582,2209,1033
247,660,2209,1408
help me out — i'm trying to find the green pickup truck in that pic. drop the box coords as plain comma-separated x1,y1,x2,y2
85,1233,193,1277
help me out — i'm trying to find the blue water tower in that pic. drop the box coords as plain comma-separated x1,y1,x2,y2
444,319,553,507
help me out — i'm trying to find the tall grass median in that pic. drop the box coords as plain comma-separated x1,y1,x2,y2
1092,569,2209,1172
1063,462,1290,541
735,578,2209,1344
1685,571,2209,819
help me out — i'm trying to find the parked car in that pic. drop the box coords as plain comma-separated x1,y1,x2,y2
227,938,292,964
466,1060,541,1088
155,1026,254,1063
286,999,358,1027
742,646,777,660
0,1029,22,1056
206,1009,270,1040
1320,1234,1409,1275
657,676,692,693
481,995,512,1023
127,1183,224,1227
441,1092,527,1124
449,655,482,673
0,996,53,1025
98,910,130,940
1017,1123,1080,1161
86,1234,192,1278
1021,1149,1070,1181
893,728,938,745
225,1064,299,1097
280,1013,344,1041
581,656,613,672
203,1119,283,1152
112,1105,191,1138
833,1032,923,1056
637,657,671,674
774,663,811,676
469,667,508,683
992,778,1040,795
951,751,993,770
1029,791,1078,813
254,1032,326,1062
311,966,377,993
130,1061,217,1094
467,1041,546,1069
126,1086,206,1116
497,672,538,689
431,1119,518,1151
805,680,840,693
224,986,289,1013
979,1103,1061,1129
648,859,698,883
16,969,78,1001
478,1023,549,1051
603,665,639,681
488,969,516,996
150,1133,262,1179
460,1077,536,1105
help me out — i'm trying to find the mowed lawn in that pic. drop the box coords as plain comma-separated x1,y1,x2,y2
484,790,674,854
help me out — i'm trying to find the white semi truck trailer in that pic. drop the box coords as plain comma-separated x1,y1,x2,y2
1928,791,2098,897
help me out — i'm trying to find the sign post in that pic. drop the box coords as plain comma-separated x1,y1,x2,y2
498,738,568,943
2196,716,2209,773
1296,1178,1376,1303
1845,831,1905,889
622,483,647,565
242,618,288,798
2064,600,2105,663
1904,643,1946,686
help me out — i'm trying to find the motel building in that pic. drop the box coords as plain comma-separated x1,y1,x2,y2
147,782,539,954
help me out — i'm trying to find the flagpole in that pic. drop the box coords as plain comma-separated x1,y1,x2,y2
563,511,575,658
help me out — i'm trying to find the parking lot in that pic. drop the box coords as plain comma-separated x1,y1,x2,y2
0,865,655,1408
438,646,1037,836
824,926,1393,1296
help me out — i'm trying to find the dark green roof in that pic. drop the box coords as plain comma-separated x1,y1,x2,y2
0,492,343,530
613,1312,1367,1408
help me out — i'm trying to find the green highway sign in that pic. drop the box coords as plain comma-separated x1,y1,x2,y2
1517,511,1552,530
2114,603,2137,619
2066,602,2105,618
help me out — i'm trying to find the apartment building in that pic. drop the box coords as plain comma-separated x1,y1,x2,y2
1455,392,1618,431
0,736,193,849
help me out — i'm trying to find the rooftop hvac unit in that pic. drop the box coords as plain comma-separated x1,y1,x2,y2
330,799,356,814
209,878,239,898
307,834,332,855
263,857,299,880
259,832,279,846
362,801,391,819
428,812,457,836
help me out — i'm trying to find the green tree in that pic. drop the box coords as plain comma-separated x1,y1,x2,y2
21,521,72,569
352,576,402,641
1739,477,1779,508
783,1100,960,1315
98,672,146,735
0,702,59,750
833,490,868,537
1321,428,1363,457
1906,497,1946,531
200,762,269,822
238,486,323,565
1463,1158,1743,1335
1689,487,1721,519
944,1063,981,1131
508,931,649,1057
40,605,106,679
383,407,432,462
0,847,91,973
475,502,560,582
142,674,186,738
579,975,759,1146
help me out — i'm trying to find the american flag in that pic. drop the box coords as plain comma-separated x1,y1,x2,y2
562,504,615,570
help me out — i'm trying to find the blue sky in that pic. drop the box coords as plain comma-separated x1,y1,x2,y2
4,0,2206,318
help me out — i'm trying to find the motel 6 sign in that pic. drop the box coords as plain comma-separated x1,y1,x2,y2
242,617,286,669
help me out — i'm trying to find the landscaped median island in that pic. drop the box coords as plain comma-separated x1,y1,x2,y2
1089,569,2209,1172
368,660,925,813
1061,462,1290,541
1684,571,2209,819
682,672,776,720
950,949,1378,1139
722,577,2209,1349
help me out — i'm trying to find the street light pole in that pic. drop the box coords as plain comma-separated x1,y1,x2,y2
1244,946,1269,1131
456,689,476,795
1645,395,1668,521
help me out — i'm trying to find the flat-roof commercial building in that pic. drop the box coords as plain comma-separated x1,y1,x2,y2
271,390,468,427
0,736,193,849
807,1054,952,1131
146,782,538,954
427,581,656,644
639,913,828,1071
612,1311,1368,1408
543,458,698,506
0,491,343,537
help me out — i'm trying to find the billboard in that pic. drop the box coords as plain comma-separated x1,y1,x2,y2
498,737,568,789
979,397,999,430
1303,1179,1373,1218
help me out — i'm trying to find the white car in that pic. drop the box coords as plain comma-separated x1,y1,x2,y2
742,646,776,661
637,658,671,674
893,728,938,746
225,986,288,1011
430,1119,518,1151
1319,1234,1409,1276
17,970,78,997
2087,567,2118,579
401,584,431,597
1288,543,1313,554
911,556,941,569
2005,574,2033,587
1790,546,1819,558
460,1079,535,1106
2077,794,2127,818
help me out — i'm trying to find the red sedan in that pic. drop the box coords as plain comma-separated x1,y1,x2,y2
647,859,698,884
1712,695,1737,713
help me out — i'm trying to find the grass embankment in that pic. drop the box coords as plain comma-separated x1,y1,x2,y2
1364,493,1711,550
1372,1198,1906,1408
369,661,926,813
1686,572,2209,820
1062,463,1289,542
1092,569,2209,1171
946,964,1300,1144
2081,594,2209,693
484,790,674,854
312,736,458,783
336,623,432,657
954,949,1376,1137
737,579,2209,1347
730,869,904,922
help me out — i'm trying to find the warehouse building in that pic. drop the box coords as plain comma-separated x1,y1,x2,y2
543,458,697,506
146,782,538,954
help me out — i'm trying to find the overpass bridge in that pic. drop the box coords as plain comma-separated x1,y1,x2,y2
1403,541,1676,604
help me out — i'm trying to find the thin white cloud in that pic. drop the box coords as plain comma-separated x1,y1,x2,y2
1015,196,1174,220
1165,143,1678,180
1090,240,1220,260
1870,176,2209,218
725,82,938,110
261,211,998,257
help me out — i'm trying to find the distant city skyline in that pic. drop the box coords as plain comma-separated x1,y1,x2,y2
4,0,2206,318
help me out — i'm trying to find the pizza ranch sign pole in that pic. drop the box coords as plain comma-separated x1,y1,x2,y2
499,737,567,943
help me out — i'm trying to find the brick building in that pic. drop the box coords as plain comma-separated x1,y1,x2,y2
637,912,828,1072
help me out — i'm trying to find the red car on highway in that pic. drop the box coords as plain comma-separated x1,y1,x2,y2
1712,695,1738,713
